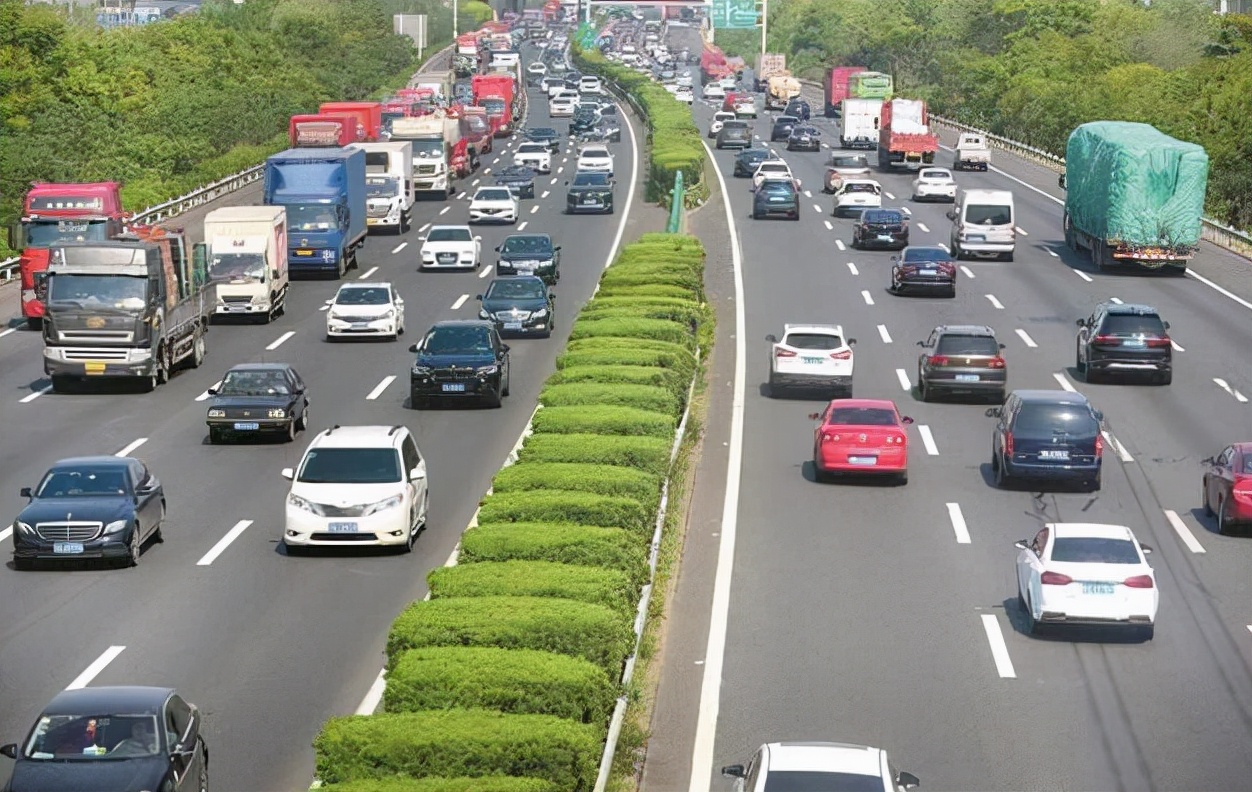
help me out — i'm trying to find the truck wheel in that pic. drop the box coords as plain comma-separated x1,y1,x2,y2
190,329,206,369
25,317,41,331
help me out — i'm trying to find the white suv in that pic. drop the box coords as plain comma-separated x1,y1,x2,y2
281,425,429,553
549,90,579,117
578,75,603,95
326,282,405,341
766,324,856,397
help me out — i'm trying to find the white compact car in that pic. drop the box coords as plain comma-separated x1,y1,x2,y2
766,324,855,397
752,160,796,190
469,187,520,224
325,282,405,341
513,142,552,173
419,224,481,270
549,91,579,117
545,78,568,98
703,83,726,101
676,73,693,88
733,94,756,118
281,425,429,553
719,76,738,90
723,742,919,792
576,145,614,175
833,179,883,217
708,111,736,138
526,61,547,77
674,86,694,104
1015,522,1159,639
578,75,603,95
912,167,958,202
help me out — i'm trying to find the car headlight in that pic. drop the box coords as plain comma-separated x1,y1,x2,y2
532,308,548,318
383,309,395,319
421,250,434,260
268,408,286,419
288,493,318,513
327,311,342,321
15,521,33,535
476,365,499,375
104,519,128,534
207,409,225,418
362,495,403,517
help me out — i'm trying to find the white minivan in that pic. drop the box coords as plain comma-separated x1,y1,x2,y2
948,189,1016,261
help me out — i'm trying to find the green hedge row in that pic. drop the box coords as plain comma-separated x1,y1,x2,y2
322,777,559,792
314,229,708,788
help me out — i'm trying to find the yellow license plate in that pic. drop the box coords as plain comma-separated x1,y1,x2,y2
84,362,106,375
294,249,314,256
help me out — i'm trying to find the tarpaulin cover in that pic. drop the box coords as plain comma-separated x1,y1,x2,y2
887,99,927,134
1065,121,1209,248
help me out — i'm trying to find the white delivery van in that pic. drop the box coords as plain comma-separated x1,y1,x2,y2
948,189,1016,261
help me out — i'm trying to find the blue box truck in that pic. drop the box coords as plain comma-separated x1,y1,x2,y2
263,148,367,279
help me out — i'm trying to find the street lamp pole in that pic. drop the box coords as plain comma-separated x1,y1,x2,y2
760,0,767,55
452,0,458,37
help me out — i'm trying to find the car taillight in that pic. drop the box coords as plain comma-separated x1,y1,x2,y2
1145,337,1171,348
1004,433,1014,456
1040,571,1073,585
899,265,917,274
1093,335,1119,345
1122,575,1154,589
830,350,852,360
885,434,905,445
899,221,908,231
989,356,1006,369
1233,477,1252,497
1095,434,1104,457
775,348,796,358
930,355,950,366
821,431,838,443
940,262,956,273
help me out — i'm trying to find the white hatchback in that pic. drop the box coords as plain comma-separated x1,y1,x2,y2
576,145,614,175
834,179,882,217
766,324,856,397
912,167,957,202
723,742,919,792
325,282,405,340
578,75,603,95
703,83,726,101
469,187,520,224
549,91,579,117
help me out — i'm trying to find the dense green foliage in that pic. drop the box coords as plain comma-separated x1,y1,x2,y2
459,523,651,584
477,490,654,534
427,561,638,615
529,404,678,438
717,0,1252,228
0,0,428,257
322,778,559,792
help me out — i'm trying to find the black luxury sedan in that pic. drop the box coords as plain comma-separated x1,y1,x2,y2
733,146,773,177
786,124,821,151
524,126,562,153
851,208,909,250
1076,302,1173,385
495,233,561,284
205,362,309,444
769,114,799,142
890,245,958,297
494,165,538,199
409,320,511,409
565,171,615,214
752,179,800,220
12,456,165,569
1,686,208,792
477,276,556,337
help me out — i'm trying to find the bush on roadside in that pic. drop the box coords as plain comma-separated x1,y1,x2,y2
569,316,695,349
314,709,599,788
544,365,688,397
529,404,676,439
556,338,697,380
518,433,672,477
491,462,662,509
595,283,701,301
427,561,637,615
477,490,652,534
321,776,559,792
538,382,682,417
458,523,649,585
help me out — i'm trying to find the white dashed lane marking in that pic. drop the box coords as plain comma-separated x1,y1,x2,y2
847,262,859,275
266,331,295,351
918,425,939,455
877,324,892,344
115,438,147,457
895,369,911,391
824,220,833,231
20,386,52,404
861,290,874,306
1052,372,1077,392
947,503,971,544
1214,378,1249,403
358,267,378,280
366,375,396,401
916,222,930,233
451,294,469,310
196,520,254,566
980,615,1017,679
1015,329,1037,348
960,265,975,279
391,242,407,254
66,646,127,690
1164,509,1206,554
1075,270,1093,282
835,240,846,251
986,294,1004,310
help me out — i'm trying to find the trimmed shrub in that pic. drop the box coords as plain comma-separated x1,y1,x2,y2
491,462,661,510
386,596,634,675
545,365,688,397
539,382,682,417
530,404,675,438
428,561,636,615
385,645,618,723
314,709,599,788
477,490,652,534
557,338,696,378
598,266,703,294
518,433,672,477
595,283,701,301
569,316,694,349
322,778,559,792
458,523,648,585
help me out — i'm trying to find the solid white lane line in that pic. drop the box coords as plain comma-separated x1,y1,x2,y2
20,386,52,404
861,290,874,306
1015,329,1037,348
884,191,896,200
541,190,550,198
517,221,528,231
960,265,975,279
266,331,295,351
980,615,1017,679
812,204,822,213
0,328,14,340
1171,340,1185,352
115,438,147,457
917,222,930,233
366,375,396,401
986,294,1004,310
66,646,126,690
418,223,430,233
358,266,378,280
918,425,939,455
896,368,911,391
355,668,388,716
1164,509,1206,554
1052,372,1077,393
846,262,859,275
391,242,407,254
1075,270,1093,282
1015,226,1028,236
478,267,492,279
451,294,469,310
947,503,971,544
1109,297,1123,304
530,205,539,214
835,240,846,251
1213,378,1250,403
877,324,892,344
1100,431,1134,462
196,520,253,566
1047,248,1059,258
823,220,833,231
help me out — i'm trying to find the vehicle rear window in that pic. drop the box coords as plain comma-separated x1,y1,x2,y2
936,335,999,355
784,333,842,350
1099,313,1166,336
831,156,869,168
762,770,884,792
845,183,879,193
965,203,1012,225
1050,537,1140,564
298,448,401,484
861,210,902,224
829,408,896,426
1012,403,1099,435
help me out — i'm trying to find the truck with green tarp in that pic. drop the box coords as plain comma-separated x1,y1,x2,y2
1060,121,1208,274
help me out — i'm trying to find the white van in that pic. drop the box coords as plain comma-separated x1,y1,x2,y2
948,189,1016,261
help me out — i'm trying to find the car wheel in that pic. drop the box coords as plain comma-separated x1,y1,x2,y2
1218,498,1233,535
282,540,304,557
994,454,1010,488
1075,342,1086,375
284,419,296,443
208,427,224,445
1202,480,1213,518
502,368,511,397
410,393,427,410
919,377,932,402
296,405,309,432
812,458,830,483
127,528,142,568
947,285,958,298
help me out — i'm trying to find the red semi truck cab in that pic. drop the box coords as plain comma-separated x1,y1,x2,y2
472,74,516,137
318,102,384,142
10,182,127,328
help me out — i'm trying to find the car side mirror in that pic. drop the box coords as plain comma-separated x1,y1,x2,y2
1058,174,1067,188
206,388,218,396
898,771,920,789
848,338,857,346
1163,320,1170,329
765,333,778,343
281,468,294,480
554,246,562,251
985,407,1001,417
807,412,821,420
494,245,501,252
1094,410,1104,422
565,180,570,185
408,344,420,353
999,343,1006,350
1076,319,1086,327
500,344,510,353
1014,540,1030,550
475,235,483,241
20,487,32,498
475,294,483,301
901,416,915,424
0,744,17,759
410,467,426,481
721,764,747,779
1140,544,1154,555
946,209,957,220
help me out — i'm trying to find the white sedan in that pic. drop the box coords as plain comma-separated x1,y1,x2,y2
833,179,882,217
703,83,726,101
766,323,856,397
549,91,579,117
912,167,958,202
576,145,614,175
1015,522,1158,639
526,62,547,77
674,86,694,104
419,224,481,270
708,111,736,138
513,142,552,173
468,187,519,224
752,159,796,190
723,742,918,792
325,282,405,340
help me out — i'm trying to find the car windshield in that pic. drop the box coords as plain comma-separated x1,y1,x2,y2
903,248,951,263
936,334,999,355
518,143,546,154
218,369,291,396
784,333,842,350
581,149,609,159
1013,403,1099,436
427,227,472,242
36,467,128,498
920,169,951,180
1100,313,1166,336
829,407,897,426
476,189,512,201
861,211,902,224
792,127,816,135
423,326,493,355
761,181,795,195
723,121,749,130
529,128,557,138
23,713,162,760
1050,537,1141,564
500,236,552,255
487,279,546,300
762,770,885,792
573,173,611,187
775,116,798,125
336,287,390,306
298,448,401,484
966,203,1012,225
1242,456,1252,474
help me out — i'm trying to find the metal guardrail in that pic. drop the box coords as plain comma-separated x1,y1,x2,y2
0,43,457,284
795,77,1252,259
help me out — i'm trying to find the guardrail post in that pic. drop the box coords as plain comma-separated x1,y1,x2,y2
667,170,684,233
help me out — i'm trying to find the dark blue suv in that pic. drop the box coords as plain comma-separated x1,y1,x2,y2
409,321,511,409
988,390,1104,491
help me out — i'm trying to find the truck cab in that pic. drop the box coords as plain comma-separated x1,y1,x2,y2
954,132,990,171
349,142,416,233
197,206,289,323
948,189,1016,261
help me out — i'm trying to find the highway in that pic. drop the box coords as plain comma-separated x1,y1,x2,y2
0,44,641,790
683,81,1252,791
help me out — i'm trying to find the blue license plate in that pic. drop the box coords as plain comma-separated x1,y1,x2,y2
955,374,980,382
327,522,358,533
1082,582,1115,595
53,542,84,554
801,356,823,364
442,383,466,392
504,322,524,330
234,422,260,431
848,456,877,466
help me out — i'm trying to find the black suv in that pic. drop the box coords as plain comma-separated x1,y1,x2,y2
852,209,909,250
495,233,560,284
525,127,562,153
409,321,510,408
785,98,811,120
565,171,615,214
988,390,1104,491
769,115,799,141
733,146,773,176
917,325,1007,402
1075,302,1172,385
569,107,600,137
477,276,555,337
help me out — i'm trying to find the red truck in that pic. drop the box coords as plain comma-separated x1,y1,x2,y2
472,74,516,137
318,102,383,142
9,182,127,329
824,66,866,118
458,106,494,155
542,0,562,22
701,43,733,85
288,114,360,147
877,98,939,170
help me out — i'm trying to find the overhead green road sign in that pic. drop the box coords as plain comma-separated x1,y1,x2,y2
711,0,758,29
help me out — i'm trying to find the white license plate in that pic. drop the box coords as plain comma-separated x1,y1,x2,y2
848,456,877,466
227,305,248,312
351,322,372,329
878,235,893,242
1039,449,1070,460
234,422,260,431
53,542,84,554
966,234,985,241
504,322,524,330
920,269,937,275
442,383,466,392
327,522,359,533
955,374,980,382
583,199,599,205
1082,582,1115,595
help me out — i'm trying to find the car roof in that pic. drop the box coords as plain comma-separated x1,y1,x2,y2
226,362,294,373
43,686,174,716
764,741,886,776
960,188,1013,201
934,324,996,337
503,232,552,241
784,323,844,336
1100,302,1160,315
1010,389,1091,405
428,224,471,231
828,398,896,410
308,424,410,449
759,160,790,168
1045,522,1136,541
843,178,880,186
339,281,393,289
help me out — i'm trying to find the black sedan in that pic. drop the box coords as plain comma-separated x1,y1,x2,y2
785,98,812,120
477,275,556,337
852,208,909,250
752,180,800,220
890,245,958,297
494,165,538,199
733,146,773,177
786,124,821,151
409,320,511,409
205,362,309,444
769,115,799,142
524,127,562,153
1,686,208,792
565,171,615,214
495,233,560,284
569,108,600,137
12,456,165,568
579,116,621,143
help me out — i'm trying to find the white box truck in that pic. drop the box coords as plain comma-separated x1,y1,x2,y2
198,206,288,323
839,98,883,149
348,141,415,233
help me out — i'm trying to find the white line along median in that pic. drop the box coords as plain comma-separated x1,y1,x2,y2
1163,509,1206,554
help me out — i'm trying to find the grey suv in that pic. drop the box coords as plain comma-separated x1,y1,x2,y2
917,325,1007,402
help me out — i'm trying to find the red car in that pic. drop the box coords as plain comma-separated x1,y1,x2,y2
1202,442,1252,534
809,398,914,485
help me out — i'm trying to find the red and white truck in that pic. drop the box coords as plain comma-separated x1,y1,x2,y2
390,113,470,198
288,114,361,147
823,66,866,118
318,102,383,142
876,98,939,170
472,73,518,137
